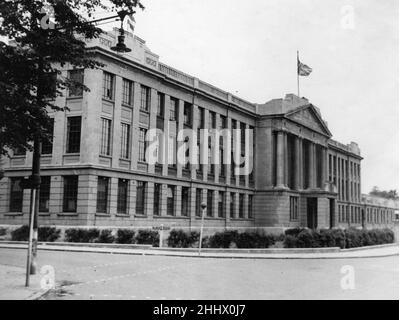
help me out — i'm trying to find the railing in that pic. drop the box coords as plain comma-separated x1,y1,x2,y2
158,63,195,86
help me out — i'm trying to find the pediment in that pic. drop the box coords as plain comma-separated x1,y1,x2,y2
285,104,332,137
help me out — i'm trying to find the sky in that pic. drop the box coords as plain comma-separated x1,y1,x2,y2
116,0,398,194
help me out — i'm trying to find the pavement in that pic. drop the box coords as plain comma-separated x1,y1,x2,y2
1,246,399,300
1,243,399,299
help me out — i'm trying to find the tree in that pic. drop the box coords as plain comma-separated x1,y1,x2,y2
0,0,144,156
369,186,399,200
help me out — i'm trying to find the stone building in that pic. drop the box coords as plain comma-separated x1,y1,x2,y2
0,28,396,231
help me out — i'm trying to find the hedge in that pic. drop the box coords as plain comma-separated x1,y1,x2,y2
283,228,394,249
64,228,100,243
167,230,200,248
204,230,276,249
135,229,159,247
116,229,136,244
11,225,61,242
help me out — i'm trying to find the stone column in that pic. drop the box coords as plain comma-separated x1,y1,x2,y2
320,147,327,190
162,95,171,176
276,131,285,188
294,136,302,190
308,143,315,189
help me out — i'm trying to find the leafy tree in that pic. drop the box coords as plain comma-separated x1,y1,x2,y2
369,186,399,200
0,0,144,156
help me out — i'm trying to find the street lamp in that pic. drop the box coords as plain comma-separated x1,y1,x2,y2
198,202,207,255
110,10,132,53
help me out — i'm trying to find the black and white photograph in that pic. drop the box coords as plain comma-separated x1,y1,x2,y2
0,0,399,307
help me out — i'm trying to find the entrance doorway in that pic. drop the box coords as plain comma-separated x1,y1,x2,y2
307,198,318,229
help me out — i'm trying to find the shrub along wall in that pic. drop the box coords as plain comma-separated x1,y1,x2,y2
283,228,394,249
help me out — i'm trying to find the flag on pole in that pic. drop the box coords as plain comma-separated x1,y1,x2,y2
297,59,312,76
126,14,135,33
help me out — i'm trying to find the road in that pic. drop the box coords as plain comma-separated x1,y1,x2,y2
0,247,399,299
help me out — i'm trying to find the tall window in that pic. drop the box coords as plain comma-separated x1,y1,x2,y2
117,179,129,214
195,189,202,217
41,118,54,155
230,192,235,218
239,194,244,218
63,176,78,212
290,196,299,221
136,181,146,215
122,79,133,105
140,85,150,111
138,128,147,162
13,147,26,156
207,190,213,217
66,116,81,153
183,102,192,126
96,176,109,213
167,185,175,216
68,69,84,97
181,187,189,217
102,72,114,100
248,195,253,219
100,118,112,156
218,191,224,218
169,97,178,121
9,178,23,212
157,92,164,117
120,123,130,159
39,176,51,213
154,183,161,216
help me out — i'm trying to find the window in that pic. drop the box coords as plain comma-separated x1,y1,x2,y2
140,85,150,111
66,116,81,153
195,189,202,217
96,177,109,213
239,194,244,218
102,72,114,100
138,128,147,162
169,97,178,121
208,111,216,129
136,181,146,215
122,79,133,105
9,178,23,212
117,179,129,214
218,191,224,218
290,196,299,221
68,69,84,97
13,147,26,156
248,195,253,219
181,187,189,217
41,118,54,155
207,190,213,217
100,118,112,156
39,176,51,213
63,176,78,212
120,123,130,159
219,136,225,177
230,192,235,218
157,92,164,117
183,102,192,126
154,183,161,216
167,185,175,216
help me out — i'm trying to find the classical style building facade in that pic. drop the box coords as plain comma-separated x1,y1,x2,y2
0,28,396,231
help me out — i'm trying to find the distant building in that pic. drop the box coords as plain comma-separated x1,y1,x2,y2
0,28,396,231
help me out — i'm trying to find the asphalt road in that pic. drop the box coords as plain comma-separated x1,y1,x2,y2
1,247,399,299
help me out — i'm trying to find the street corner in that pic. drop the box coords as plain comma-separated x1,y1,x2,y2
0,264,48,300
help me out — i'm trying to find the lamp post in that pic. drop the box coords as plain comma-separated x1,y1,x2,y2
24,9,134,287
198,202,207,255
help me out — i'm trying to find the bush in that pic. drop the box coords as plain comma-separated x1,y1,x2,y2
283,228,394,249
0,227,7,236
116,229,136,244
11,225,29,241
285,228,306,237
208,230,239,248
96,229,115,243
65,228,100,243
38,227,61,242
135,229,159,247
167,229,200,248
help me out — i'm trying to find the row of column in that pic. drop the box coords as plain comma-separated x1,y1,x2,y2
275,131,327,190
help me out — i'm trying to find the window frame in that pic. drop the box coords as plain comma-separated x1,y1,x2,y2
66,116,82,154
62,176,78,213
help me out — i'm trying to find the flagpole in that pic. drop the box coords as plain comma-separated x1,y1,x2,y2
297,50,300,97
